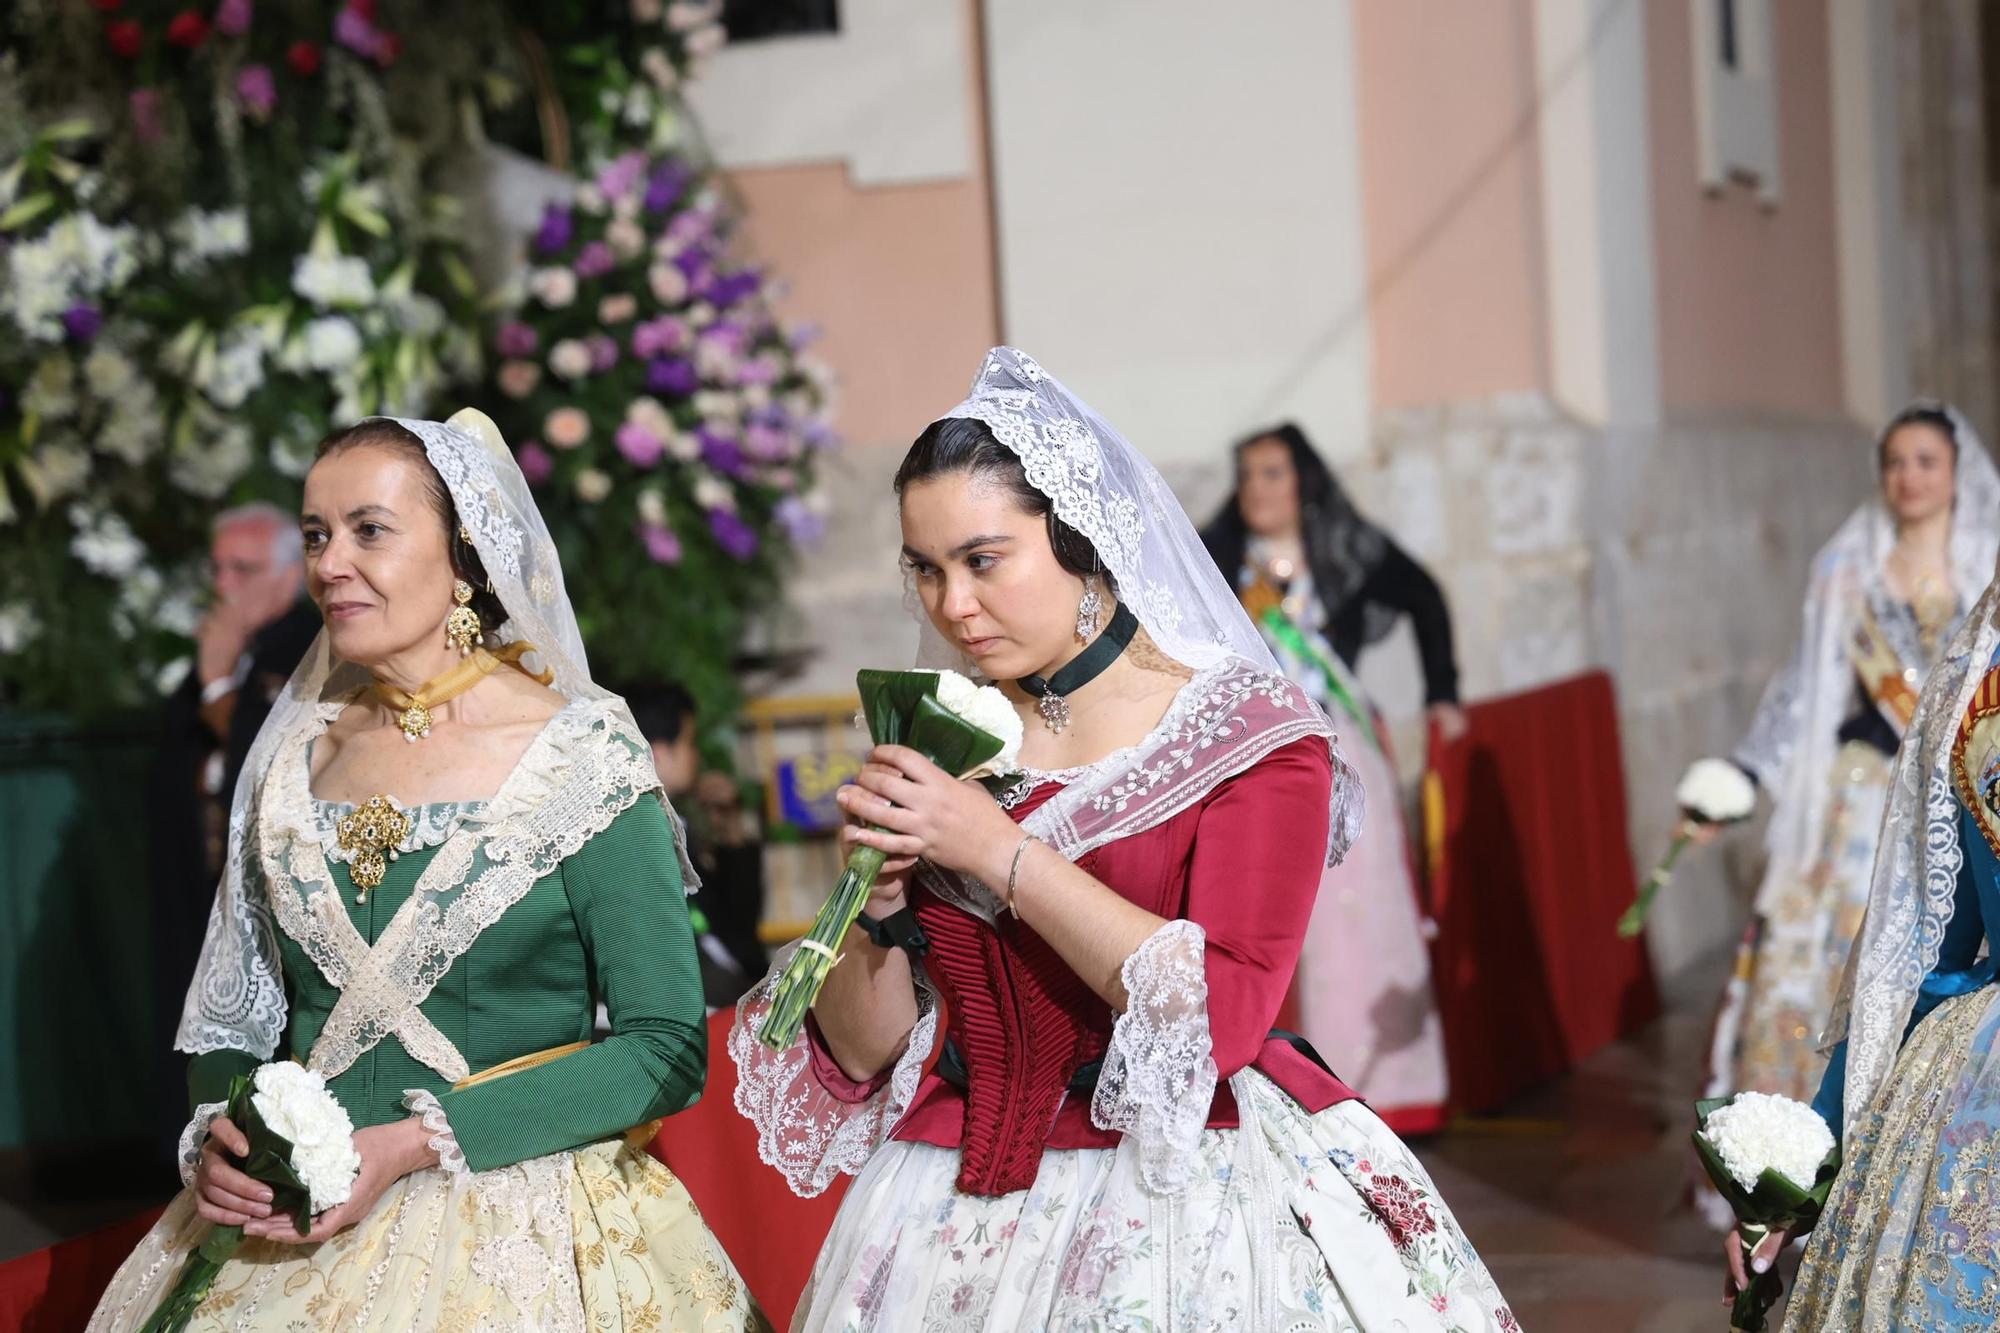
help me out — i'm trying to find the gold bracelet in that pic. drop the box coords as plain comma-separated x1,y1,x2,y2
1004,834,1035,918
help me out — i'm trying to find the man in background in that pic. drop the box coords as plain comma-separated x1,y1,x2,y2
148,503,320,1160
627,683,768,1008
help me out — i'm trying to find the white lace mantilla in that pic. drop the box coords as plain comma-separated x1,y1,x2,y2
183,692,664,1082
729,943,940,1198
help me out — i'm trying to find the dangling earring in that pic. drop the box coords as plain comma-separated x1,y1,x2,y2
1075,579,1104,643
444,580,484,655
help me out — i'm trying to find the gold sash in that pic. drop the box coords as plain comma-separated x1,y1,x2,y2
1846,601,1922,735
454,1041,664,1153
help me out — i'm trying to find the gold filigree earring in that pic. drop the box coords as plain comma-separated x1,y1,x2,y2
444,580,483,654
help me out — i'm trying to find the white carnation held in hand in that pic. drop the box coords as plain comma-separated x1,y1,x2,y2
1702,1090,1835,1193
928,670,1024,778
248,1062,362,1211
1677,758,1757,823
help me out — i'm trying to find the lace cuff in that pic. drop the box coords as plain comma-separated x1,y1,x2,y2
401,1089,468,1176
729,941,938,1198
177,1101,229,1189
1091,918,1218,1196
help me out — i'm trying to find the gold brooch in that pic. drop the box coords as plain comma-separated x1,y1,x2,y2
335,794,412,903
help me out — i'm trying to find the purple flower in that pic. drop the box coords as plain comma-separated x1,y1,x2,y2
804,420,839,451
673,248,709,284
62,305,102,342
669,208,713,247
236,64,276,117
644,162,688,214
743,422,793,463
616,420,666,468
703,270,761,309
333,6,379,57
573,241,616,279
646,357,699,396
130,89,165,144
596,151,648,203
214,0,253,36
496,321,539,358
699,428,746,478
533,204,574,256
709,508,759,561
776,496,826,548
640,522,683,565
788,323,823,351
631,315,688,360
516,441,554,485
588,334,620,373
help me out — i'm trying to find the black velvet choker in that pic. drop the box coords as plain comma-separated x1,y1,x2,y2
1017,602,1139,732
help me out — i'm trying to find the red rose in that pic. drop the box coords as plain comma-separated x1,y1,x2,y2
287,40,321,75
165,10,209,47
105,19,144,57
373,30,400,66
347,0,377,19
95,0,125,10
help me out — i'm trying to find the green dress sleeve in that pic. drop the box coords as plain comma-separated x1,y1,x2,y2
432,796,708,1172
188,1049,260,1112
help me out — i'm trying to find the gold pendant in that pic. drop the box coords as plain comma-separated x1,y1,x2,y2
1038,692,1070,733
336,794,413,903
398,701,433,742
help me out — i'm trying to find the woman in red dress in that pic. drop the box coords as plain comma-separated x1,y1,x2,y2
732,348,1516,1330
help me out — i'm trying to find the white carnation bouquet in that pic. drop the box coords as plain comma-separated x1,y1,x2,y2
758,668,1022,1050
1617,758,1758,937
1694,1091,1840,1332
140,1063,362,1333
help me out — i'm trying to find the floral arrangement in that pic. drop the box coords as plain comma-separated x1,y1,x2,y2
1616,757,1759,937
1694,1091,1839,1332
141,1062,361,1332
757,669,1021,1051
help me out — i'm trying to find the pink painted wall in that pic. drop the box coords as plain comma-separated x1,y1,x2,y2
1354,0,1550,410
1645,0,1845,413
721,1,999,449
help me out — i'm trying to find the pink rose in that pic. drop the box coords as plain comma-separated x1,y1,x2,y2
639,522,682,564
648,262,688,305
616,420,665,468
544,406,591,449
214,0,252,36
497,359,542,399
235,64,276,118
598,294,638,325
516,441,553,485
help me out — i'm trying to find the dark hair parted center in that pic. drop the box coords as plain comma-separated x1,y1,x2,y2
314,419,509,638
1879,405,1960,468
894,416,1107,582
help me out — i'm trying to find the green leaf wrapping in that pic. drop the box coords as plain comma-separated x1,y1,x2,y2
759,670,1011,1051
1691,1097,1842,1333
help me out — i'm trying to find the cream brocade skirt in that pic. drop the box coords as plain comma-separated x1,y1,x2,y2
87,1140,767,1332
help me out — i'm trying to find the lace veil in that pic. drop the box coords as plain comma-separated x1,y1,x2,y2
1733,403,2000,917
176,408,694,1062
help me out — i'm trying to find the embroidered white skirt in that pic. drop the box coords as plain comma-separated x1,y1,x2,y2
87,1139,766,1332
793,1071,1517,1332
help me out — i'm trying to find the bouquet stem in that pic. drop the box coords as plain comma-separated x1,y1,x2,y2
1616,824,1691,938
758,841,889,1051
1730,1221,1781,1332
136,1224,243,1333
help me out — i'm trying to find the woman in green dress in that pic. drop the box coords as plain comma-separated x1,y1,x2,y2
90,410,763,1331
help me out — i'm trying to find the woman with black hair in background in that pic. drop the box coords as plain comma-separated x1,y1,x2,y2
1202,422,1460,1133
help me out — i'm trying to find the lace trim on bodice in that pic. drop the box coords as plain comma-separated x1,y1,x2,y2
314,795,488,863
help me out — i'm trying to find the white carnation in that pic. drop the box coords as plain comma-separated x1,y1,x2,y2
291,253,376,309
384,291,445,338
249,1062,362,1212
636,488,668,527
929,670,1024,778
97,394,164,466
1701,1091,1834,1193
199,333,267,409
0,602,41,654
17,441,91,508
529,266,578,309
83,346,138,398
168,422,254,499
302,316,364,373
172,208,251,271
22,355,78,422
6,213,140,341
548,338,593,381
1677,758,1757,823
692,473,735,513
575,468,613,503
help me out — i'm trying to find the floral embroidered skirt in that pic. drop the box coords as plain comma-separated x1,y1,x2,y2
1706,742,1892,1107
1784,985,2000,1332
87,1139,768,1332
793,1070,1517,1332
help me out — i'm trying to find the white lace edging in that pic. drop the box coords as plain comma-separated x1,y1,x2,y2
1092,918,1217,1196
176,1101,228,1189
402,1088,469,1176
728,942,938,1199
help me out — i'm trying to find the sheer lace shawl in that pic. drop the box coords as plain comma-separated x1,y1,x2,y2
1736,402,2000,921
176,408,699,1064
1826,573,2000,1146
730,663,1354,1197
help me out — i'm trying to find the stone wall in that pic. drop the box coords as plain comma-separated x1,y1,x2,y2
766,395,1873,980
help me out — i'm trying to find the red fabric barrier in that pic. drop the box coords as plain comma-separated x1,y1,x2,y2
1425,670,1658,1114
0,1206,163,1332
649,1008,848,1327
